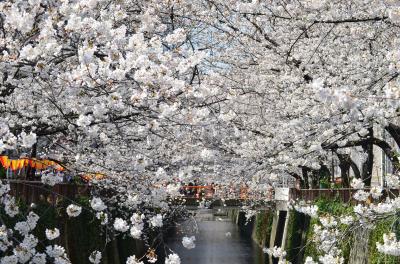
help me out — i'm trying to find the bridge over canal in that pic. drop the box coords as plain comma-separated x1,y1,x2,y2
4,180,398,207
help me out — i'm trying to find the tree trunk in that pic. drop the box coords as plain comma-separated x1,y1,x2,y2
361,142,373,186
301,167,309,189
385,123,400,148
319,163,331,187
26,143,37,180
360,127,373,186
310,171,319,189
349,227,370,264
372,137,400,173
350,159,361,179
327,136,399,175
337,154,350,188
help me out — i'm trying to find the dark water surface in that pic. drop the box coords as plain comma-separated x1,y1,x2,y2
165,209,266,264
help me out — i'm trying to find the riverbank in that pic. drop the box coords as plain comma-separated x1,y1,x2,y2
236,198,400,264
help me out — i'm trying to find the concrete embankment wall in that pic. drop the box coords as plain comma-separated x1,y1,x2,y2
244,208,400,264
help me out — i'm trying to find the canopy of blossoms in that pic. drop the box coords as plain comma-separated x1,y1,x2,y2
2,0,400,263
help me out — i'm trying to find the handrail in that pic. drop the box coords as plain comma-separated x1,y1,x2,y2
4,181,400,203
181,185,213,189
3,179,89,186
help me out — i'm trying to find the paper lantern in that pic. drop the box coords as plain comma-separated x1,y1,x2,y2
0,156,11,169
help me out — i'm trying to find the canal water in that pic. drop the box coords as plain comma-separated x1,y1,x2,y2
165,209,266,264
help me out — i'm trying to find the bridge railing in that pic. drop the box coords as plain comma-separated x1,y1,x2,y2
5,180,400,206
290,188,400,203
179,185,274,200
6,180,89,205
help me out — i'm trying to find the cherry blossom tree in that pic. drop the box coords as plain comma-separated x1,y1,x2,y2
3,0,400,263
0,0,214,263
175,0,400,190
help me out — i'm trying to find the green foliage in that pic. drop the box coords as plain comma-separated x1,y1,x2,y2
368,217,400,264
302,198,400,263
72,175,86,185
303,197,353,262
319,178,330,188
313,197,353,215
0,166,5,179
63,204,105,263
75,195,90,207
0,198,63,251
304,217,319,260
33,201,60,252
285,210,309,262
253,211,273,247
0,195,145,264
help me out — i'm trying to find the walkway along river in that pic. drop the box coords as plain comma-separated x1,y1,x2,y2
164,209,266,264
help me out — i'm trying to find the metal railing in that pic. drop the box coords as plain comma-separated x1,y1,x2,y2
289,188,400,203
6,180,89,205
4,181,400,205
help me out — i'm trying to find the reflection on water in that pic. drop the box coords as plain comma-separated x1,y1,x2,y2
165,209,266,264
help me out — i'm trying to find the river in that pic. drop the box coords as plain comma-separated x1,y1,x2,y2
165,209,266,264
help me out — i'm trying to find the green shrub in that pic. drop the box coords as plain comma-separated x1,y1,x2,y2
285,210,310,262
302,197,353,262
368,217,400,264
254,211,273,247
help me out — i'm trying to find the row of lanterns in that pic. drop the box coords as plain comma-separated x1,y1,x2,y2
0,156,65,171
0,156,108,183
